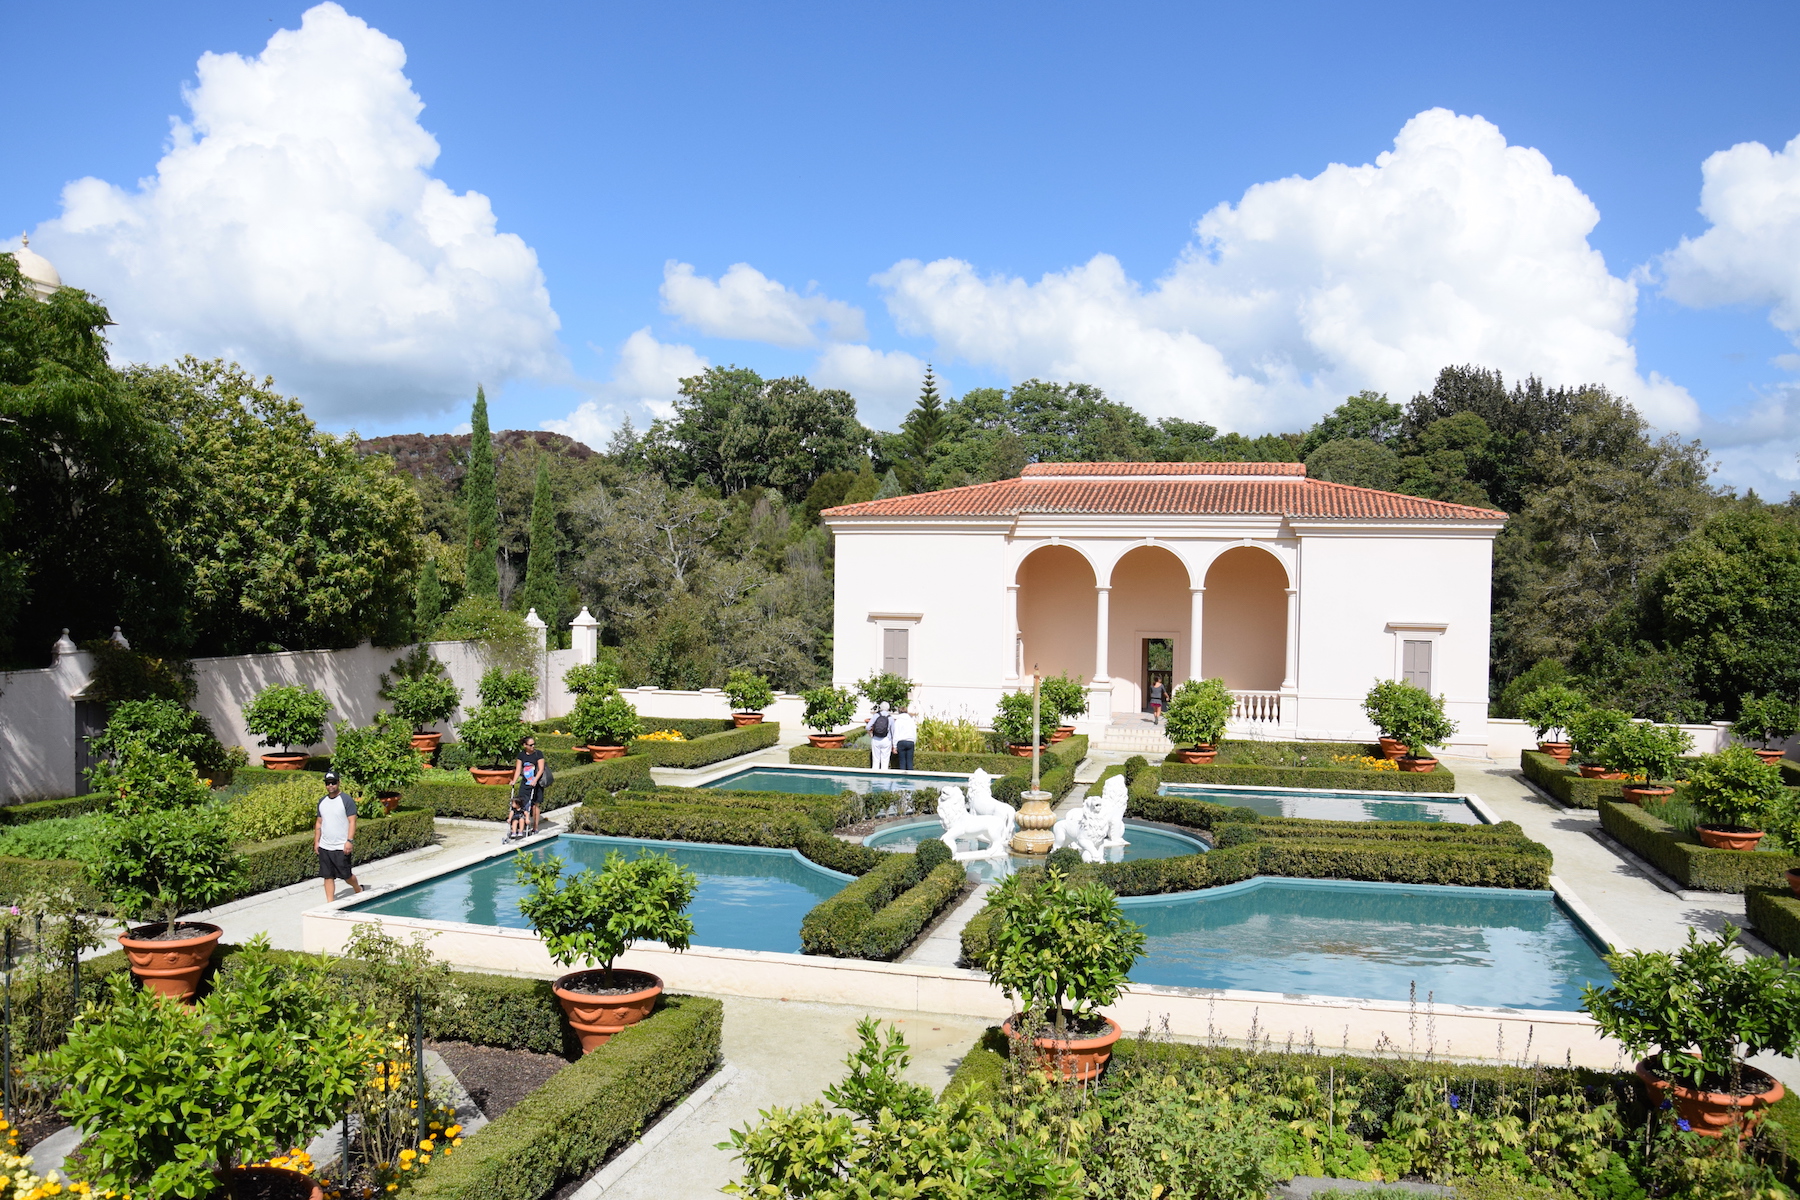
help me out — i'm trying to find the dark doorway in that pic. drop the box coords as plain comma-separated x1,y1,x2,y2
74,700,108,788
1142,638,1173,713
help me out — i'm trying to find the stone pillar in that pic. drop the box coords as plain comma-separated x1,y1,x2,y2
1004,584,1021,681
569,607,600,666
1281,587,1299,691
525,609,550,722
1188,588,1204,682
524,609,548,651
1094,586,1111,684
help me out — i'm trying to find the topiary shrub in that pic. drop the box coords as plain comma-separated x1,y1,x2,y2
1122,755,1150,784
243,685,331,756
914,836,952,873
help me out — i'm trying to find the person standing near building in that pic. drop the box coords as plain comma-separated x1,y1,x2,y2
1148,679,1167,725
866,702,894,772
314,772,362,902
510,734,550,834
892,706,918,772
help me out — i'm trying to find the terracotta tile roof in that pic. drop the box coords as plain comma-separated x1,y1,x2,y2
822,462,1507,521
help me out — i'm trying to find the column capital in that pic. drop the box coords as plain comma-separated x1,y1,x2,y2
1095,584,1112,593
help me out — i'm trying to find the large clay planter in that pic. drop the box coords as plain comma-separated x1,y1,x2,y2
119,921,223,1001
410,731,443,754
1377,737,1406,761
586,744,627,761
807,733,847,749
1619,784,1675,807
1579,764,1627,780
1754,748,1787,766
1006,743,1039,758
1697,824,1765,851
554,969,662,1053
1787,868,1800,898
1398,756,1438,773
1003,1015,1123,1082
377,791,401,814
469,766,514,786
217,1167,324,1200
259,752,309,771
1537,741,1573,764
732,712,765,727
1177,745,1218,765
1637,1058,1784,1138
1050,725,1075,743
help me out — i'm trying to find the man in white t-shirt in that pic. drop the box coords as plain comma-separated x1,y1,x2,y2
891,707,919,772
314,772,364,901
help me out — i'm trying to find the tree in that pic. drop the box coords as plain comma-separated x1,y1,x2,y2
647,367,867,501
414,556,445,637
464,386,500,600
1299,391,1403,455
893,366,949,490
1304,439,1399,490
519,455,563,633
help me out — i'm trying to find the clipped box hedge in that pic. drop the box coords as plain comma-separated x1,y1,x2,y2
627,720,780,768
1748,886,1800,958
801,853,965,959
789,735,1089,778
1519,751,1641,809
571,797,884,877
1599,799,1800,892
1161,757,1457,793
0,793,109,826
383,994,725,1200
401,756,654,819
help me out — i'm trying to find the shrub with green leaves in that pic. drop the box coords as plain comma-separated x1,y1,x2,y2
1040,672,1089,722
916,714,986,753
1361,680,1456,757
1685,745,1788,830
436,595,536,671
1164,677,1233,748
1734,693,1800,750
856,671,912,710
87,745,213,815
0,814,108,865
330,712,425,796
243,684,331,754
568,690,642,747
723,668,775,713
1595,721,1692,782
88,698,232,779
457,704,533,769
1514,683,1589,743
226,777,330,843
478,666,539,712
563,659,622,697
387,674,461,733
515,850,697,986
993,688,1045,747
1568,706,1633,760
800,684,857,733
89,804,241,933
985,867,1145,1037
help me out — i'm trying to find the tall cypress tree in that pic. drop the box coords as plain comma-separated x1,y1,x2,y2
413,557,444,638
462,388,500,600
520,455,561,634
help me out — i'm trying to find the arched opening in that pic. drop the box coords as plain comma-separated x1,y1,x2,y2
1202,547,1287,691
1016,545,1096,681
1108,545,1193,714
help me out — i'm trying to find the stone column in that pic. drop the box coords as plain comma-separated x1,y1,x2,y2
1004,584,1021,681
525,609,550,722
1188,588,1204,682
1094,586,1111,684
1282,587,1299,691
569,607,600,666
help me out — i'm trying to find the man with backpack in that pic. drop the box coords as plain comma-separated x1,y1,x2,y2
866,702,894,772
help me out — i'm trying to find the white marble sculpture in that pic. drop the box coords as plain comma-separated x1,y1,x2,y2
1050,793,1110,863
965,768,1019,839
936,785,1010,860
1097,774,1130,846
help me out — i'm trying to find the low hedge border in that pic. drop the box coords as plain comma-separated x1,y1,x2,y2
801,853,965,959
1161,758,1458,793
0,793,110,826
1520,751,1646,809
408,994,723,1200
1747,886,1800,958
603,786,861,830
789,735,1089,779
399,756,655,820
627,721,780,768
536,716,734,740
570,799,884,876
1599,799,1800,893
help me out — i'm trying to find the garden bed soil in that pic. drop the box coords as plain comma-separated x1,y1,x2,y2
1009,1011,1113,1041
13,1111,70,1150
128,921,218,941
557,968,661,996
428,1040,570,1120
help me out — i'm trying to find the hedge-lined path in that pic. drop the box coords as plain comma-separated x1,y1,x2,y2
902,882,991,967
595,996,994,1200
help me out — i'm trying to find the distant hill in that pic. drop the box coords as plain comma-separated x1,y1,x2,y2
359,430,596,486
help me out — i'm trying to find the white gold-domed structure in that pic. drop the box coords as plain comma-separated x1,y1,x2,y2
11,234,60,301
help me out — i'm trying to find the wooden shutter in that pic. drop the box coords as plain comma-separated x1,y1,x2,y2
882,628,909,678
1402,639,1432,692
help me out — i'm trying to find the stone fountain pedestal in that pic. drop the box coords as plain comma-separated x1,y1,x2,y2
1010,790,1055,855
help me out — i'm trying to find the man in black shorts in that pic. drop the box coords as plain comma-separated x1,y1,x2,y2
510,735,550,834
314,772,363,901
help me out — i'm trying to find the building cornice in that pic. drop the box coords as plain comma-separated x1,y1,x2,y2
1284,517,1506,539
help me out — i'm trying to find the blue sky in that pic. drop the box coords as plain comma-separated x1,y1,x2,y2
9,2,1800,488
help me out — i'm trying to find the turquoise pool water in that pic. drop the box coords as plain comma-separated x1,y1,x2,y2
703,767,967,796
1125,878,1610,1010
863,818,1207,883
1160,784,1482,824
346,834,850,954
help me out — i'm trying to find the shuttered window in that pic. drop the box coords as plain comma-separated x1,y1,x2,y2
1402,639,1432,693
882,628,910,678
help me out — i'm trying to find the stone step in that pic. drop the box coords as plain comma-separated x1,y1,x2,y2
1097,725,1174,753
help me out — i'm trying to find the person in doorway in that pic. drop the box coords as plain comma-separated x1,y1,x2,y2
892,706,918,772
511,734,550,834
866,702,894,772
315,772,363,902
1148,679,1167,724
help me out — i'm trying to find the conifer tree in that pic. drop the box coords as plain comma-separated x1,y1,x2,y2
895,365,947,491
463,387,500,599
520,456,561,636
413,557,444,639
874,468,904,500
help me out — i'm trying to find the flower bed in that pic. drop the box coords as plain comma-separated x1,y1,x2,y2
626,720,779,767
1600,798,1800,892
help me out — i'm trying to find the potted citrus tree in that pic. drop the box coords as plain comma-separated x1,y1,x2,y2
1685,745,1786,851
515,850,697,1052
1040,673,1088,742
1368,681,1456,772
857,671,913,712
330,712,424,812
994,689,1042,756
1568,707,1633,778
724,669,776,727
986,867,1145,1080
800,683,858,748
563,659,622,697
1361,679,1413,759
243,684,331,770
569,688,642,759
1733,694,1799,766
1515,683,1588,764
387,673,461,758
1163,678,1233,764
1596,721,1693,805
456,668,536,783
1584,925,1798,1137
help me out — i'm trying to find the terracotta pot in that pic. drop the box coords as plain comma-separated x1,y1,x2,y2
259,753,309,771
1754,748,1787,766
217,1166,323,1200
1006,743,1039,757
1177,745,1218,764
1050,725,1075,743
586,744,627,760
1377,737,1406,761
1787,868,1800,899
807,733,847,749
1619,784,1675,806
377,791,401,814
553,969,662,1053
732,712,765,727
1636,1058,1784,1138
1697,824,1765,851
1579,764,1627,780
469,766,514,786
1002,1015,1123,1082
119,921,222,1002
1398,756,1438,773
410,731,443,753
1537,741,1573,764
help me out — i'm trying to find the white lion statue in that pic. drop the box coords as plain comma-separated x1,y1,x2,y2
1051,793,1110,863
965,768,1019,838
1097,774,1130,847
936,786,1010,860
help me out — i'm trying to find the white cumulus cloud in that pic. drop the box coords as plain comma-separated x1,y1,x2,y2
1660,133,1800,344
660,260,865,346
877,108,1697,434
30,2,563,422
541,329,708,448
812,344,933,420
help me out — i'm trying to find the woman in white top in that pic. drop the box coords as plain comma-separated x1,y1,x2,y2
866,702,894,772
891,707,919,772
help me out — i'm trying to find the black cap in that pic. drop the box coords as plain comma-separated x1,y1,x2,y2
323,772,340,784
